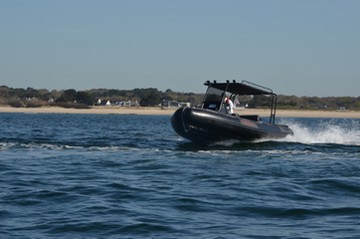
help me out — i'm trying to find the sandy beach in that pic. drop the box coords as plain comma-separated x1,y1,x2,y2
0,106,359,118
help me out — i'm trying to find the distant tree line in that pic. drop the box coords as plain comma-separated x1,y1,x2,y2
245,95,360,110
0,86,202,108
0,85,359,110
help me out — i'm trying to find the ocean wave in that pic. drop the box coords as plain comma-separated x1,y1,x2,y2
227,205,360,219
0,142,82,151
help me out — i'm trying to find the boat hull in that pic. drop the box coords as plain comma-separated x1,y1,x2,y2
171,107,293,144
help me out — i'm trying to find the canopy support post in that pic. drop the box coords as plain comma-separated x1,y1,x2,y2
269,94,277,124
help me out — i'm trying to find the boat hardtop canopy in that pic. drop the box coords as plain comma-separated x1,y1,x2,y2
204,80,275,96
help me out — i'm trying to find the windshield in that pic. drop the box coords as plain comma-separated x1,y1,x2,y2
202,87,224,111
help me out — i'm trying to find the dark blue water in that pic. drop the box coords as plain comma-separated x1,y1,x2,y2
1,113,360,239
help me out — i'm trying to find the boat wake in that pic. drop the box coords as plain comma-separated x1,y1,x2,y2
205,119,360,150
276,119,360,146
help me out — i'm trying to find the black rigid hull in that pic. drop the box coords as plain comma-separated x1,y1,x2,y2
171,107,293,144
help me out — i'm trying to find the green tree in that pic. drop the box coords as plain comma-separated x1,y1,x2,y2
76,91,94,105
248,95,270,108
140,90,161,106
55,89,77,103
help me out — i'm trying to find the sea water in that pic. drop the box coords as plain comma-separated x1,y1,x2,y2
0,113,359,239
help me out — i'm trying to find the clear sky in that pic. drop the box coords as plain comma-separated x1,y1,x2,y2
1,0,359,96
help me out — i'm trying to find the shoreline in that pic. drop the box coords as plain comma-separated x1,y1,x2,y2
0,106,359,118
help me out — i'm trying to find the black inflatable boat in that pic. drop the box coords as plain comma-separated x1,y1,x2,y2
171,80,293,145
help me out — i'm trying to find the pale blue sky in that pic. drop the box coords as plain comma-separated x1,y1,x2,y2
1,0,359,96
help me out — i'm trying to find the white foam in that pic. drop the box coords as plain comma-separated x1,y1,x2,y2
278,120,360,146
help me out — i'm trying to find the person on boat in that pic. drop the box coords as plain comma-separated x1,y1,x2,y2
224,96,234,114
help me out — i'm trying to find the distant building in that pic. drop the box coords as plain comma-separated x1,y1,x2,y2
179,102,191,107
161,99,191,108
132,100,140,107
